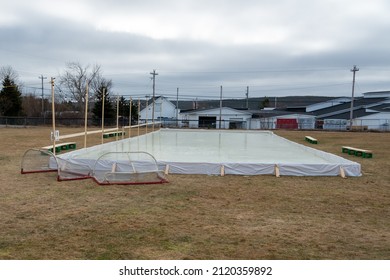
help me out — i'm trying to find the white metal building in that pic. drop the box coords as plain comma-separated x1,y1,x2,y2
353,111,390,131
179,107,252,129
249,113,316,130
139,96,178,121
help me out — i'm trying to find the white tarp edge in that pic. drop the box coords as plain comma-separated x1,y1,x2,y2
57,129,362,177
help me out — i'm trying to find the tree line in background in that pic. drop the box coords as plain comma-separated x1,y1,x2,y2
1,63,310,121
0,63,138,124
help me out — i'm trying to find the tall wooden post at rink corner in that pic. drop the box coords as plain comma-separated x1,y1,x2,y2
129,97,132,138
101,87,106,145
84,82,89,149
51,77,56,155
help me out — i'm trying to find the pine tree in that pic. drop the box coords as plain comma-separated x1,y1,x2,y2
124,98,138,125
92,86,115,125
115,96,138,126
0,75,23,116
261,96,270,109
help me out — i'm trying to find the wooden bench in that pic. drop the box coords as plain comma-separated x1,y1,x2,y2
342,146,373,158
351,125,368,131
103,131,125,138
42,142,77,153
103,132,115,138
305,136,318,144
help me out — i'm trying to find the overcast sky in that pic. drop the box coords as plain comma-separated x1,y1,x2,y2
1,0,390,100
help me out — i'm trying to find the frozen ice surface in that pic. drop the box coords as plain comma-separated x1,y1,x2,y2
59,129,361,176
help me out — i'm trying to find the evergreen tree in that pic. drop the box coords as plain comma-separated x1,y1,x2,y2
116,96,138,126
126,98,139,124
261,96,270,109
0,73,23,116
92,86,115,125
131,101,139,124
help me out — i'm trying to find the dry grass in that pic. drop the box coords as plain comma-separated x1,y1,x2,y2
0,127,389,259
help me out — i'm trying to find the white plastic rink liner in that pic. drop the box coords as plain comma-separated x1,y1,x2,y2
58,129,361,177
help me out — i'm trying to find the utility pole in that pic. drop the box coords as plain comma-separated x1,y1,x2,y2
219,85,223,129
39,75,47,116
176,88,179,127
246,86,249,109
349,65,359,130
150,69,158,130
245,86,249,110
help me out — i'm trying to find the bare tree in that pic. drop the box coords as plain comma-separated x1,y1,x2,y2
59,62,102,115
0,65,20,82
22,94,42,117
89,70,113,98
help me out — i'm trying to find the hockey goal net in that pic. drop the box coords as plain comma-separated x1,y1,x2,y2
92,151,167,185
20,148,58,174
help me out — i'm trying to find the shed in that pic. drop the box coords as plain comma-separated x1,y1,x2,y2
179,107,252,129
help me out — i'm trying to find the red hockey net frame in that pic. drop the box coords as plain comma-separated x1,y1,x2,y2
20,148,58,174
21,149,168,185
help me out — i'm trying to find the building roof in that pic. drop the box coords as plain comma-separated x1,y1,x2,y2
312,97,388,118
363,91,390,98
176,96,336,111
250,109,314,118
181,107,252,116
368,103,390,112
323,108,378,120
138,94,390,120
139,96,175,110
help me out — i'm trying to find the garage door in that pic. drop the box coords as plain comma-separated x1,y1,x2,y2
199,116,217,128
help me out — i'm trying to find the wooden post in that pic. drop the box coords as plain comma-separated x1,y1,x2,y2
160,97,163,129
220,165,225,176
51,77,56,155
111,163,117,173
164,164,170,175
340,166,346,179
137,99,141,136
129,97,132,138
116,95,119,141
145,97,148,135
101,87,105,144
275,164,280,178
84,82,89,149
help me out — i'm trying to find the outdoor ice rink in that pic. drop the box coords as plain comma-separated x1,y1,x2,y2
60,129,361,177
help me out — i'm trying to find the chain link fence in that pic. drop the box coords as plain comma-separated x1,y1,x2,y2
0,116,118,127
1,116,389,131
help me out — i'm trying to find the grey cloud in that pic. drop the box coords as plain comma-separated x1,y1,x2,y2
1,0,389,98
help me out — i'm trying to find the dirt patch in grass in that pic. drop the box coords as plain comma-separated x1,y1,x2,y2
0,127,389,259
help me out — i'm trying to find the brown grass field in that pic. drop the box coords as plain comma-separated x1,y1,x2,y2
0,126,389,260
